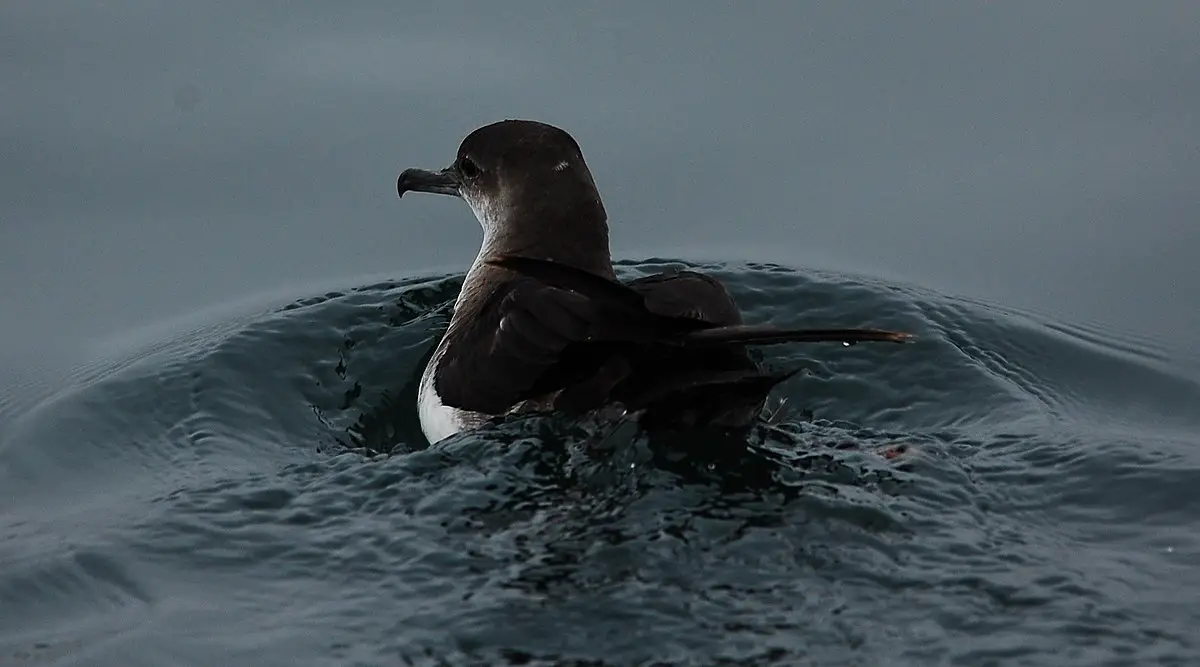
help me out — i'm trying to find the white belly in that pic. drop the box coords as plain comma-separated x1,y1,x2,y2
417,344,476,444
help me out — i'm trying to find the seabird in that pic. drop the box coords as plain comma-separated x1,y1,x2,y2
396,119,912,445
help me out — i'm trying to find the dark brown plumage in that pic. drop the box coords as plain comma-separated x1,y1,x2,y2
396,119,913,444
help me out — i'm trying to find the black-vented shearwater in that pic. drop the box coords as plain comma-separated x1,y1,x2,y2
396,119,912,444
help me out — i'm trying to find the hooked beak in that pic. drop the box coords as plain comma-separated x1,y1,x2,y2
396,167,460,198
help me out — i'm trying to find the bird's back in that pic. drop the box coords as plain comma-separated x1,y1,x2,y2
626,269,743,327
610,269,785,431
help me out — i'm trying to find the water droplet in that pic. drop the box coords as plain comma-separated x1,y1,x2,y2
842,341,851,347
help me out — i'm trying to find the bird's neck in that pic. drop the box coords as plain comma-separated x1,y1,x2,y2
480,210,614,280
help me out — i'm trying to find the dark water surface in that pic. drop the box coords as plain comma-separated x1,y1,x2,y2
5,2,1200,665
3,260,1198,666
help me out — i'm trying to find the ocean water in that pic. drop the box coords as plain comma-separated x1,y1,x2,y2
3,258,1198,666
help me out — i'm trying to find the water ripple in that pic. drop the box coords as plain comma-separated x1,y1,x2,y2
1,259,1197,665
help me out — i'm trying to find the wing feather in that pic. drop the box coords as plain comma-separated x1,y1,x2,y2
436,279,597,413
438,256,914,417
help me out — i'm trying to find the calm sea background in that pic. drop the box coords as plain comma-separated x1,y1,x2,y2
3,3,1199,665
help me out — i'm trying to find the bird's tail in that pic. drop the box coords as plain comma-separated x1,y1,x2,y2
681,324,912,346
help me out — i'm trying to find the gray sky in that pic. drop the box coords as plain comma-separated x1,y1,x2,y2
3,1,1198,379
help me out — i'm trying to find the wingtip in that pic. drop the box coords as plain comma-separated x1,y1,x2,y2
844,330,916,345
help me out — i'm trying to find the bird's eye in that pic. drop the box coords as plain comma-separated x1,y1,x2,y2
459,156,480,179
